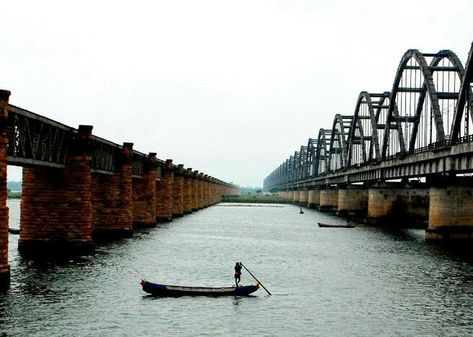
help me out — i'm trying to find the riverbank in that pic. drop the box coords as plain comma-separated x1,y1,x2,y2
222,195,290,204
7,192,21,199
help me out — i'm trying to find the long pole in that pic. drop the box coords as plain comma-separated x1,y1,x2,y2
241,263,272,296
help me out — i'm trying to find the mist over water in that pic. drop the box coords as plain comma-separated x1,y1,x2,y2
2,200,473,336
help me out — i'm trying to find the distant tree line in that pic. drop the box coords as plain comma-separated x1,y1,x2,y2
7,181,22,199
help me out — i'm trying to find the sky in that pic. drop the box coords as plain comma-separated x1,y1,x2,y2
2,0,473,187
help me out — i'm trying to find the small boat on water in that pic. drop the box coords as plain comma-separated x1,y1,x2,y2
318,222,355,228
8,228,20,235
140,280,260,297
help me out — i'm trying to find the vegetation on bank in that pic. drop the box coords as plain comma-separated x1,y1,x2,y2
7,190,21,199
222,194,289,204
7,181,22,199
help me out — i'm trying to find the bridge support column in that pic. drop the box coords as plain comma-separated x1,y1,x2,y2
19,125,94,257
198,173,205,209
208,180,215,205
307,189,320,208
337,186,368,217
156,159,174,222
299,190,308,206
0,90,10,290
171,164,184,217
319,188,338,212
426,177,473,243
132,153,158,227
92,143,134,238
191,171,200,211
285,191,291,202
287,191,294,202
203,175,210,207
183,168,193,213
366,183,429,225
212,181,218,204
292,190,300,204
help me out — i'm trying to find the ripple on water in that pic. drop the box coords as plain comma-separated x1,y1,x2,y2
2,202,473,336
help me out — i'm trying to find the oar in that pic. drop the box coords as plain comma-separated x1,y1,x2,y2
240,263,272,296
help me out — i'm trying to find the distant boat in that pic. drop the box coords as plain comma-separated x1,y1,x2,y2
318,222,355,228
140,280,260,297
8,228,20,235
300,208,304,214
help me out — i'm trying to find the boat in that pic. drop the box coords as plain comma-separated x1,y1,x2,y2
140,280,260,297
318,222,355,228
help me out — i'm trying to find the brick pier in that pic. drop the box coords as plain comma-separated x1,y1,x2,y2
19,125,94,256
0,90,10,290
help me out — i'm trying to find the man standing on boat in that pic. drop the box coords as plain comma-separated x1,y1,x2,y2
234,262,242,287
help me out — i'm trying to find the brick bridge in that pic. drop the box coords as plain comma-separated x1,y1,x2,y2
264,42,473,243
0,91,238,290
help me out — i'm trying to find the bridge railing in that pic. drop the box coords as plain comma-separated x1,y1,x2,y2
7,104,165,179
7,105,74,168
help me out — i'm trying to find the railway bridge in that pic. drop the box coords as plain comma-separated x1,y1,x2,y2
0,93,237,290
264,43,473,243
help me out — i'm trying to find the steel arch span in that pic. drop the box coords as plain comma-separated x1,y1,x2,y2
263,43,473,193
382,49,465,157
328,114,352,172
306,137,319,178
316,128,331,175
346,91,391,166
452,43,473,141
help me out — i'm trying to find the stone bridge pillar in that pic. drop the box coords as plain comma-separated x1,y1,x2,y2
183,168,193,214
292,190,300,204
156,159,174,222
132,153,158,227
203,175,210,207
426,176,473,243
299,189,308,206
319,188,338,212
0,90,10,290
198,173,205,209
307,189,320,208
171,164,185,217
337,185,368,217
92,142,134,238
209,179,217,205
20,125,94,257
366,182,429,225
287,190,294,202
191,170,200,211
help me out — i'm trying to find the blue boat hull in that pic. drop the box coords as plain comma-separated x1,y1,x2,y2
140,280,259,297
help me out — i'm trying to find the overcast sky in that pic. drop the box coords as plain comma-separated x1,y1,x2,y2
2,0,473,187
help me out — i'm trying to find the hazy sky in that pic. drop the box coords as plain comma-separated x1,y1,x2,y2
2,0,473,186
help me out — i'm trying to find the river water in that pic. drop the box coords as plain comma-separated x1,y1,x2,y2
2,199,473,336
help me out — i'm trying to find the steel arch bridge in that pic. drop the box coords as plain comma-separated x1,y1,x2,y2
264,43,473,191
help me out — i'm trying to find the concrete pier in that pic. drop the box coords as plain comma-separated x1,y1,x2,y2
307,189,320,208
337,186,368,217
366,183,429,225
426,177,473,243
299,190,308,206
319,188,338,212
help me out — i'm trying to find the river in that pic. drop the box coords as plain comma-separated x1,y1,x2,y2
2,199,473,336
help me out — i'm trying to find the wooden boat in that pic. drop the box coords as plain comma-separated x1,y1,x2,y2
140,280,260,297
8,228,20,234
318,222,355,228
